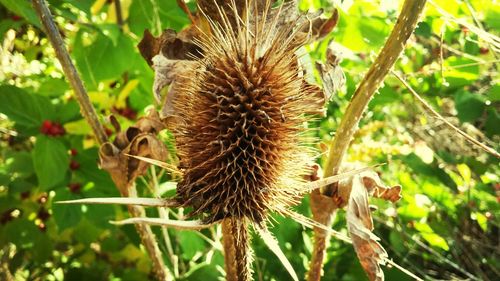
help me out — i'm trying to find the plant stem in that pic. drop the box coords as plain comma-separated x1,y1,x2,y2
31,1,170,280
31,0,107,145
307,0,427,280
114,0,124,28
221,218,252,281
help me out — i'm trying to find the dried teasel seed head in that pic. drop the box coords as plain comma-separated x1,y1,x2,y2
169,1,322,224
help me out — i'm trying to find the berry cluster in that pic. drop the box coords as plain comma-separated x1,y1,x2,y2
40,120,65,136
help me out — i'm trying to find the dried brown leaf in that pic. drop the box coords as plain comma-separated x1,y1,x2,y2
99,110,168,195
362,171,402,203
315,42,346,101
335,164,401,281
346,175,388,281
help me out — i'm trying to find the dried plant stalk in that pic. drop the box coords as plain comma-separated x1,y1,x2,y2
222,218,252,281
31,1,170,280
308,1,427,280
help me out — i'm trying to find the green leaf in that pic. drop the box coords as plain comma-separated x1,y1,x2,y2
2,218,53,262
443,57,479,88
414,222,449,251
5,151,34,178
36,77,69,97
487,85,500,102
52,188,83,231
415,21,432,38
0,0,40,27
74,218,101,245
127,0,189,37
65,0,93,15
56,100,82,123
485,108,500,137
73,31,137,88
32,135,69,189
454,90,485,123
0,85,55,128
178,231,206,260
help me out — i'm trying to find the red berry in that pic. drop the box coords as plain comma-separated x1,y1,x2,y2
49,125,60,136
52,123,66,136
479,47,489,54
69,160,80,170
40,120,53,134
70,149,78,156
11,15,22,21
68,183,81,193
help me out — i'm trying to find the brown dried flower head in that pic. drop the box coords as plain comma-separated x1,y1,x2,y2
169,1,322,224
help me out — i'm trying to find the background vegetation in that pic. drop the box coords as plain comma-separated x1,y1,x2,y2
0,0,498,280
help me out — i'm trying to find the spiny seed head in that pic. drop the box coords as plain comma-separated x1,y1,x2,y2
170,2,321,224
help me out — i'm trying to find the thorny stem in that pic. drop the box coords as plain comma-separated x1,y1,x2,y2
222,218,252,281
31,1,170,280
307,0,427,280
31,0,107,145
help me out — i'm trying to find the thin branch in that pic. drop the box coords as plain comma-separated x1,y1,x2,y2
31,0,107,145
307,0,427,280
114,0,124,28
31,1,171,280
392,70,500,158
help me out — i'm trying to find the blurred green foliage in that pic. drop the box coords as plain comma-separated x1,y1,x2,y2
0,0,499,280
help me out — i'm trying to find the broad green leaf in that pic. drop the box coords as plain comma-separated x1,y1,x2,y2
32,135,69,189
415,21,432,38
127,0,189,37
454,90,485,123
2,218,53,262
473,212,487,232
178,231,206,260
487,85,500,102
444,57,480,88
0,0,40,27
484,108,500,137
52,188,83,231
73,31,137,88
0,85,55,128
414,222,449,251
56,100,82,123
5,151,34,178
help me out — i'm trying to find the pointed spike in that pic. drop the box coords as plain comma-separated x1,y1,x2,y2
110,217,216,230
301,164,383,193
124,154,182,175
255,224,299,281
56,197,179,207
281,209,352,243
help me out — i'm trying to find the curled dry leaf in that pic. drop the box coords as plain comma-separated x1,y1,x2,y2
315,41,346,102
140,0,341,121
345,175,388,281
335,164,402,281
99,110,168,195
